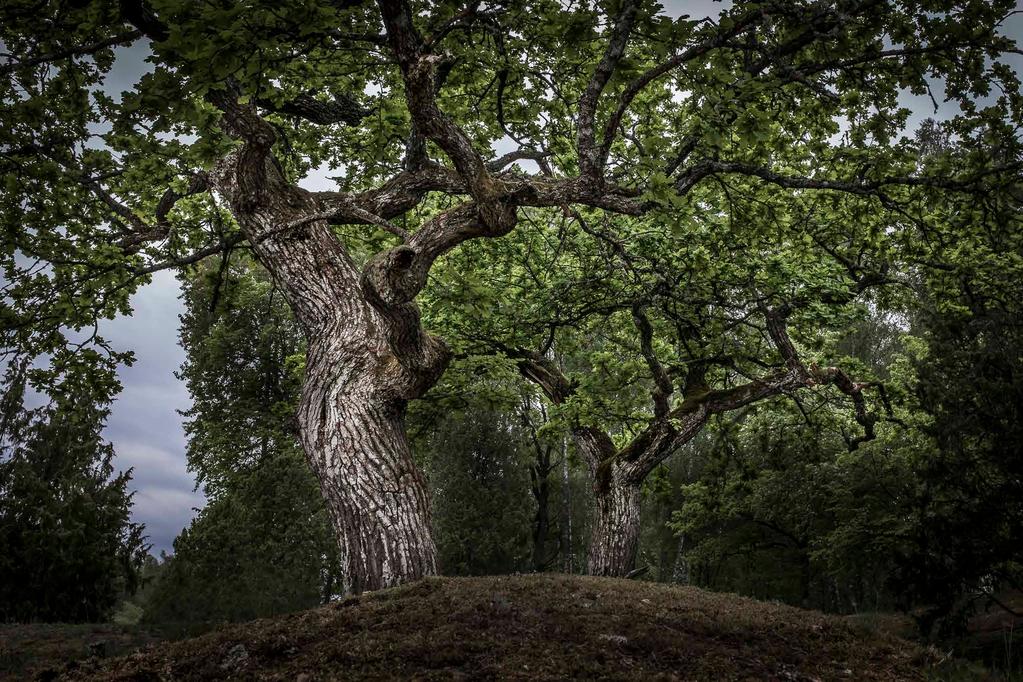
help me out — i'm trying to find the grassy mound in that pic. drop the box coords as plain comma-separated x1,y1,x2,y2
50,575,932,680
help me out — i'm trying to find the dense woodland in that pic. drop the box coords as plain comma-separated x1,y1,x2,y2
1,0,1022,672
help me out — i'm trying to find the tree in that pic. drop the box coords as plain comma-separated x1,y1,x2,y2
2,0,1020,589
672,396,908,612
141,449,341,634
408,353,567,574
887,120,1023,637
519,397,559,572
0,377,147,622
424,406,534,575
896,293,1023,638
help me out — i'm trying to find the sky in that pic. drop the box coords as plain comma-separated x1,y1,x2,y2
57,0,1021,556
96,271,202,557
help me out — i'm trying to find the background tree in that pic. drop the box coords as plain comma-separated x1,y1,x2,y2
2,0,1020,589
887,119,1023,638
0,375,147,623
140,451,341,635
422,407,534,575
409,357,589,575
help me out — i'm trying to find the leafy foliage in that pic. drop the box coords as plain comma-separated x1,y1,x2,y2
141,449,339,635
423,407,535,575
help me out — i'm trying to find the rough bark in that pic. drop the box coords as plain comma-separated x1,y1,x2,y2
207,139,444,592
296,363,437,593
588,466,643,577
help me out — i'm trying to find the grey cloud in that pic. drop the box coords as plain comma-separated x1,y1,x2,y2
99,271,199,555
132,486,205,555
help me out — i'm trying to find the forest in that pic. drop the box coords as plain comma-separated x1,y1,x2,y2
1,0,1021,678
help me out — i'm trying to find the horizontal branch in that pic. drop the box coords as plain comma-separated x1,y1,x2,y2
134,233,245,275
256,92,369,126
674,159,1021,198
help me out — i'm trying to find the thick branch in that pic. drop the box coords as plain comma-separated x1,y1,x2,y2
674,159,1021,199
614,307,891,482
516,352,574,405
488,148,551,173
206,86,277,211
319,164,465,220
256,92,369,126
577,0,639,179
361,203,486,309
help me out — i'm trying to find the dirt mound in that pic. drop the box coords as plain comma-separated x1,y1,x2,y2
49,575,932,680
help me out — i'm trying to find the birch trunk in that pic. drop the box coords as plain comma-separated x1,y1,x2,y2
560,436,574,573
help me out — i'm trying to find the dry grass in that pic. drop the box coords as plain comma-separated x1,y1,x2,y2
35,575,937,681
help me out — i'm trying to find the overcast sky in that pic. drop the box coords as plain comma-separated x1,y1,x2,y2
83,0,1021,555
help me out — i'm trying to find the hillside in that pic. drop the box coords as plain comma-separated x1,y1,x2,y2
45,575,933,681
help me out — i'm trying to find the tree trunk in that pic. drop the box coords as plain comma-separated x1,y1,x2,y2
671,534,690,585
211,154,442,594
295,332,438,594
560,436,574,573
530,450,552,573
587,474,643,577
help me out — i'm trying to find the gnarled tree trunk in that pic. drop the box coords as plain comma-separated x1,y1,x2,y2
210,139,447,593
296,352,437,593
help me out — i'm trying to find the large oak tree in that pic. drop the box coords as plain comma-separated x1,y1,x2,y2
2,0,1020,590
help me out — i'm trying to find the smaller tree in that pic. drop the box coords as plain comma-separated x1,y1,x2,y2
0,377,147,623
141,449,340,635
423,406,534,576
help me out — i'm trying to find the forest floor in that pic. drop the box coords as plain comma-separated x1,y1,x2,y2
9,574,962,681
0,622,159,681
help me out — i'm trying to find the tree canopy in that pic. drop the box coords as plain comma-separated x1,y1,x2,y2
1,0,1020,590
